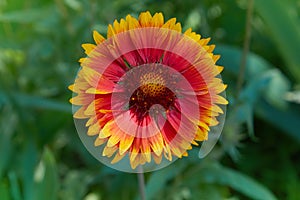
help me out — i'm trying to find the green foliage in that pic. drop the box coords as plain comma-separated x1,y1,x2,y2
33,148,59,200
144,159,277,200
1,0,300,199
195,163,277,200
254,0,300,82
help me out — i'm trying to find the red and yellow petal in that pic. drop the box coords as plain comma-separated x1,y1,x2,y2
69,11,228,170
93,30,105,45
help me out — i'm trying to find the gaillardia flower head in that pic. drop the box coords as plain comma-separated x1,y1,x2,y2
69,11,228,172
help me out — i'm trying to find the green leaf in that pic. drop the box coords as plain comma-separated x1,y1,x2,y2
256,100,300,142
144,161,187,200
235,69,277,137
0,106,16,178
8,172,22,200
239,70,272,104
0,180,11,200
216,46,291,104
0,7,53,23
231,103,255,138
33,148,59,200
191,184,225,200
64,0,82,11
239,68,290,109
209,165,277,200
16,93,70,112
59,170,91,200
215,45,270,80
264,69,290,109
254,0,300,83
216,45,300,142
185,163,277,200
0,92,71,113
20,142,38,200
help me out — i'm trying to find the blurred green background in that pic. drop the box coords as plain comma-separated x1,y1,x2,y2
1,0,300,199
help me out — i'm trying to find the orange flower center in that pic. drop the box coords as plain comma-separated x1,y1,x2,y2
120,64,178,123
140,72,166,96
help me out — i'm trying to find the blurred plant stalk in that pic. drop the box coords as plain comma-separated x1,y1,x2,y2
237,0,254,94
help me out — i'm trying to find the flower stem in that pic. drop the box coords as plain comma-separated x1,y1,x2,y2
237,0,254,95
137,166,146,200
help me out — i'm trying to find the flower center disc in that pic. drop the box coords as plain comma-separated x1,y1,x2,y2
129,83,175,122
140,72,166,96
118,63,178,123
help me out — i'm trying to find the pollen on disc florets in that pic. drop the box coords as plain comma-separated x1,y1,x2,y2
140,72,166,97
119,64,178,123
